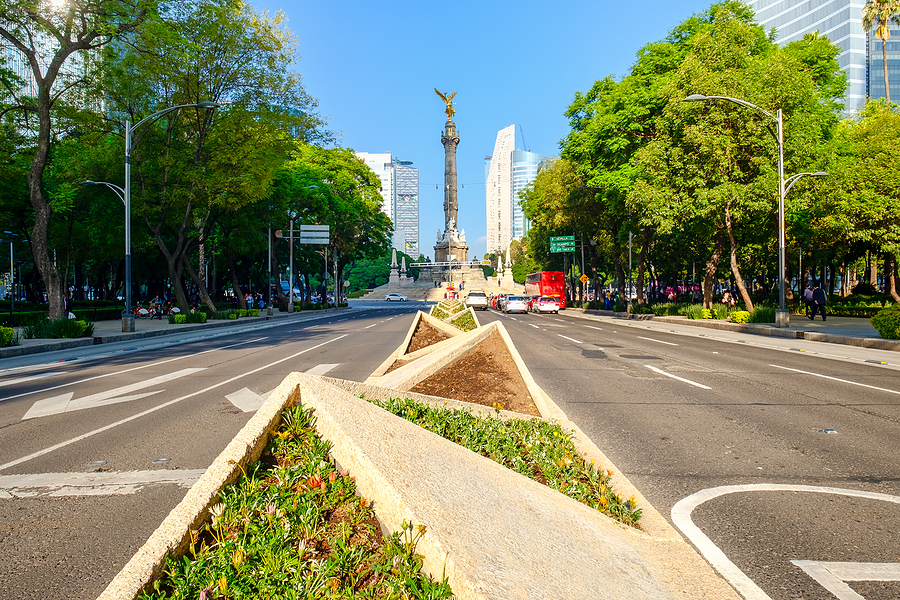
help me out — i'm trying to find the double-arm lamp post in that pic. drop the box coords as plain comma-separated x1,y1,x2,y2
85,102,218,332
682,94,826,327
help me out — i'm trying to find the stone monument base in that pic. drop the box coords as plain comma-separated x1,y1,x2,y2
433,239,469,264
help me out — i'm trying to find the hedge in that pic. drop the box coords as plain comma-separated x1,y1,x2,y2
871,305,900,339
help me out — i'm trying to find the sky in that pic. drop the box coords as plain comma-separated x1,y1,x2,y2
247,0,716,261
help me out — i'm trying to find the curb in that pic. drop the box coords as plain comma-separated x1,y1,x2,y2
0,307,348,360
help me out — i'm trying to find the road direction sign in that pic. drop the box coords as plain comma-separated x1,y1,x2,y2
550,243,575,253
299,224,329,245
549,235,575,242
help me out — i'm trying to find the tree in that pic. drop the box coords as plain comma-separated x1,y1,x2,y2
0,0,154,318
862,0,900,102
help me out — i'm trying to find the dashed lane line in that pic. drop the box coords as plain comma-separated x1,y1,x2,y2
584,325,603,331
558,334,583,344
0,335,348,473
637,336,679,346
644,365,711,390
769,364,900,396
364,323,378,329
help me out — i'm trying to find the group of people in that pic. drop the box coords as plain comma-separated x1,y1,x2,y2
803,282,828,321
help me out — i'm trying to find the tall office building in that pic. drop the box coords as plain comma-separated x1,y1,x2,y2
354,151,419,256
748,0,900,113
392,158,419,257
484,125,550,255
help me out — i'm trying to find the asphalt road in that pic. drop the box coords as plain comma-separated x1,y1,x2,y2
0,303,421,600
479,308,900,600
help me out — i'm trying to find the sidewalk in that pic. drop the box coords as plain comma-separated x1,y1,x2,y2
571,308,900,351
0,307,347,360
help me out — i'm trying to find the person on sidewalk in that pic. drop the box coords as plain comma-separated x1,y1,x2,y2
810,282,827,321
803,283,813,317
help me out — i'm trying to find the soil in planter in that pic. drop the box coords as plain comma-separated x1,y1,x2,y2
411,330,540,416
406,319,450,354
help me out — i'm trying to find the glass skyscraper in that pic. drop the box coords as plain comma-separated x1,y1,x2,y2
748,0,900,113
392,159,419,257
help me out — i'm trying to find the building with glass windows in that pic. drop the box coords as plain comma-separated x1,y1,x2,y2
484,125,550,255
748,0,900,113
353,151,419,256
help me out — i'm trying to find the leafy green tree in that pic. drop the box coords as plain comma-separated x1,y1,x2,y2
862,0,900,102
0,0,155,318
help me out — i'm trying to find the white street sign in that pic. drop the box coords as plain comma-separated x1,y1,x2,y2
22,368,205,420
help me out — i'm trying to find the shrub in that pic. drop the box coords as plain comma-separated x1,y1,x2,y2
0,327,17,347
248,308,259,317
748,307,776,323
168,314,188,324
871,304,900,339
186,311,206,323
729,310,750,323
238,309,248,317
213,309,234,320
449,310,477,332
681,303,706,319
851,282,878,295
22,317,93,339
701,308,715,319
630,304,655,315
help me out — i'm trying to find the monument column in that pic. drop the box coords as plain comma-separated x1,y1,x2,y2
442,119,459,231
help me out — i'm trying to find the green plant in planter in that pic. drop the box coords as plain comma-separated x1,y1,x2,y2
228,312,238,319
871,304,900,339
168,314,188,324
0,326,17,347
729,310,750,323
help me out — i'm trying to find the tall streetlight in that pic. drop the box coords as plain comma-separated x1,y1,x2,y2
682,94,827,327
112,102,218,332
1,232,17,326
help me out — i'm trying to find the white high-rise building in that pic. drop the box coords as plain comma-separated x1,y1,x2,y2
354,151,419,256
748,0,900,113
355,152,394,221
484,125,550,255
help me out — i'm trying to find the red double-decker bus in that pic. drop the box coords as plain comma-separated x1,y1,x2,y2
524,271,565,308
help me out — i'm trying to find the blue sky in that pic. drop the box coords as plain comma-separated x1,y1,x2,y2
249,0,717,260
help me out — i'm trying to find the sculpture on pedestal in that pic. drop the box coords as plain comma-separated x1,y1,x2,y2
433,89,468,265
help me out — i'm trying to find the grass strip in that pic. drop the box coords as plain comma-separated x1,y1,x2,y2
141,403,452,600
372,398,642,528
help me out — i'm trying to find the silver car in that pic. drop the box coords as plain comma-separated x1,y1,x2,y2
503,295,528,314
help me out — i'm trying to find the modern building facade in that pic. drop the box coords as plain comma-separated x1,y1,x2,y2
484,125,550,255
354,151,419,256
748,0,900,113
391,158,419,257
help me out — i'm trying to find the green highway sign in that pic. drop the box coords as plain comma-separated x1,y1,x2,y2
549,235,575,242
550,244,575,253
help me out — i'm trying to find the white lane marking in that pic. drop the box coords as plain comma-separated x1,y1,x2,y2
558,335,583,344
0,469,206,499
0,373,62,388
584,325,603,331
644,365,711,390
304,363,339,376
554,318,565,322
0,338,264,403
791,561,900,600
22,368,206,420
529,324,539,329
637,336,678,346
0,335,348,472
672,485,900,600
364,323,377,329
770,364,900,396
225,387,276,413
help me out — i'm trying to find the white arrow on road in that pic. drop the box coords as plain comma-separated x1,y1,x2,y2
22,368,205,420
225,363,340,413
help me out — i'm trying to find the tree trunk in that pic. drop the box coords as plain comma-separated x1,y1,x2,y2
28,119,64,319
870,251,878,290
182,254,217,313
703,227,726,309
884,39,891,103
724,203,753,312
226,245,248,310
888,253,900,303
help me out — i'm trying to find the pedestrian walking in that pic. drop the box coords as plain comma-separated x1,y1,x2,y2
810,282,827,321
803,283,813,317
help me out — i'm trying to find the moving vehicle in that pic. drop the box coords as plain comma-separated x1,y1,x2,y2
464,290,488,310
532,296,561,314
384,293,408,301
503,295,528,314
525,271,566,309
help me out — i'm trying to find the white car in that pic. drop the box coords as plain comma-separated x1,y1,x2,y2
384,293,408,302
533,296,560,314
503,295,528,314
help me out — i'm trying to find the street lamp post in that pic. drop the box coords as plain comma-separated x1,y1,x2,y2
117,101,218,332
1,232,17,326
682,94,827,327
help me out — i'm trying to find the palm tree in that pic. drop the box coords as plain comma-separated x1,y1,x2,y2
862,0,900,102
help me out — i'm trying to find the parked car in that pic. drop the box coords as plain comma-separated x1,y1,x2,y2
464,290,488,310
384,293,408,301
533,296,561,314
503,295,528,314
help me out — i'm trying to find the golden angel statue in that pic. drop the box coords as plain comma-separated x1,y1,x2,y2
434,88,457,119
